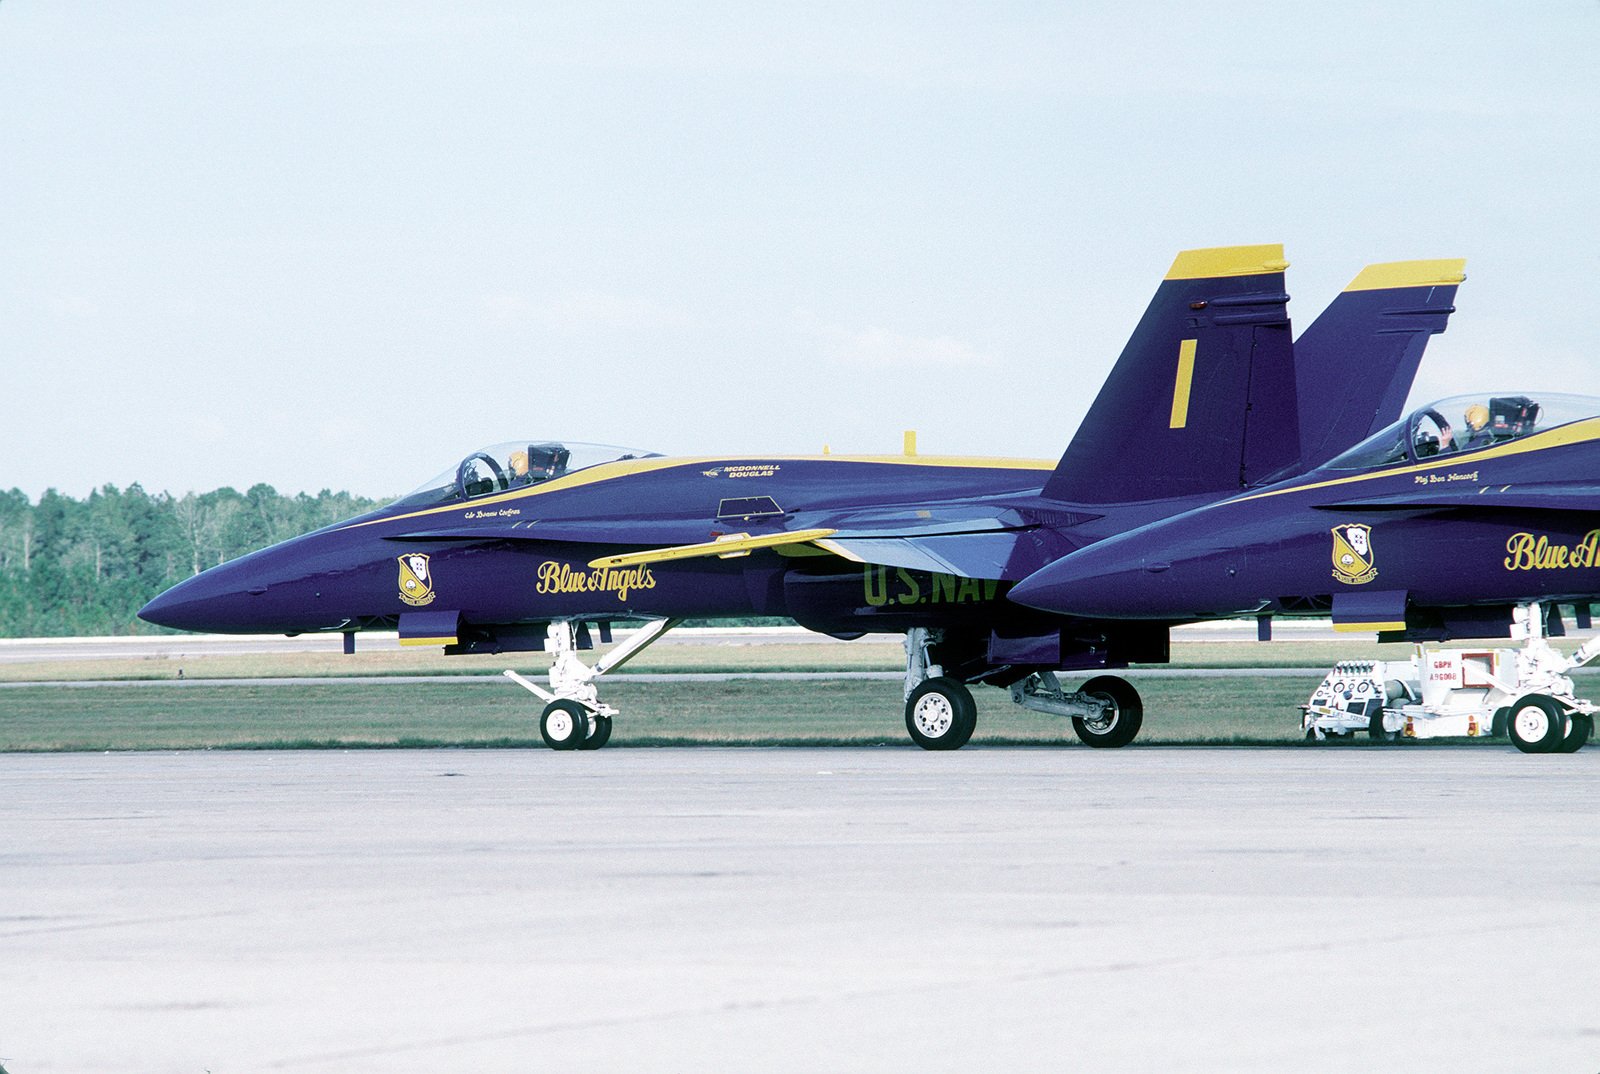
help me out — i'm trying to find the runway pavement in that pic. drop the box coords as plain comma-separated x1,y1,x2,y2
2,747,1597,1073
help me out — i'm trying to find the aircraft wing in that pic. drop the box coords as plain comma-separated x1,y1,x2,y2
786,505,1078,580
588,513,1046,579
1314,483,1600,513
811,532,1023,578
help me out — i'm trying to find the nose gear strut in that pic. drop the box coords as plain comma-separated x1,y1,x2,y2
504,617,683,750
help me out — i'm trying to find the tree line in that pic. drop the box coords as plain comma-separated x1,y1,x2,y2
0,485,788,637
0,485,385,637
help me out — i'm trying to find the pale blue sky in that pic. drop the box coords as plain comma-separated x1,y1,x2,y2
4,2,1597,500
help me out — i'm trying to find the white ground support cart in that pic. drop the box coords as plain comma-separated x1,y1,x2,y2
1301,605,1600,753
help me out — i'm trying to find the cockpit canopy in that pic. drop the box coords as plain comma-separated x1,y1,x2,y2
1325,393,1600,470
394,441,663,508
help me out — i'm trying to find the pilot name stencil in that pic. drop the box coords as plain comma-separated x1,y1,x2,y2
1413,470,1480,486
1504,529,1600,572
536,561,657,602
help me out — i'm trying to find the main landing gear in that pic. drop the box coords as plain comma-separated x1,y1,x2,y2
902,628,1144,751
503,618,682,751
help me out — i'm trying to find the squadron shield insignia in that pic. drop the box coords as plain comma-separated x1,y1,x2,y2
398,554,436,606
1331,524,1377,585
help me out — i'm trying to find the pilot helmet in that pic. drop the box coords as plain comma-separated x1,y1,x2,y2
508,450,530,476
1464,403,1489,431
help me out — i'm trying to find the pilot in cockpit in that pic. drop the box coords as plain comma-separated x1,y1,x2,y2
1460,403,1494,450
508,443,571,486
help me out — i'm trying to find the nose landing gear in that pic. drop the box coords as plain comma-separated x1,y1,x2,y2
505,618,681,750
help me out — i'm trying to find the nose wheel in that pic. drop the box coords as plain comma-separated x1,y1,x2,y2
540,700,589,750
507,618,681,750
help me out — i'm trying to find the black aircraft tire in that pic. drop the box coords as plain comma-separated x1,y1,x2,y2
905,677,977,751
1508,694,1566,754
1491,707,1510,739
577,713,613,751
1555,713,1592,754
540,699,588,751
1368,710,1399,743
1073,675,1143,748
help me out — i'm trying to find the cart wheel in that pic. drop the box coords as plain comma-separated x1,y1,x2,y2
1367,710,1398,743
1555,713,1592,754
1508,695,1566,754
1490,707,1510,738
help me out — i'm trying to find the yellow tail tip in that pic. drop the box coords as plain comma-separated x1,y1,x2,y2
1345,259,1467,292
1165,244,1287,281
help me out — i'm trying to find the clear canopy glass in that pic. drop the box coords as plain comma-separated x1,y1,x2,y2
393,441,662,508
1325,393,1600,470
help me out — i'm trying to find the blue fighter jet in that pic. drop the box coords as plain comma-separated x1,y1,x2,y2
139,246,1464,750
1011,390,1600,752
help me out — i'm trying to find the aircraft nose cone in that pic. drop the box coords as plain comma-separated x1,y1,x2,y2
138,568,262,633
1010,549,1144,618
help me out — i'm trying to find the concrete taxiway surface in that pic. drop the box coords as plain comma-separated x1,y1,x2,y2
3,748,1597,1073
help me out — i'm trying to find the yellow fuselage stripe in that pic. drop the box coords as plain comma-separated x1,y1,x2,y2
1170,339,1197,429
1227,418,1600,507
1333,622,1406,633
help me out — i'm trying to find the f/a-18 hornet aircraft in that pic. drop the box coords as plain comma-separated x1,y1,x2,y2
140,246,1465,750
1011,385,1600,754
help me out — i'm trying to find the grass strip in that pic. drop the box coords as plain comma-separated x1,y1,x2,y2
0,674,1506,752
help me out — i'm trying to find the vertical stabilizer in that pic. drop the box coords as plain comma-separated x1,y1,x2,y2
1043,245,1300,504
1294,259,1465,465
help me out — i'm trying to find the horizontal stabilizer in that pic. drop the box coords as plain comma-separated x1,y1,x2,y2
1044,244,1299,504
1295,259,1465,465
